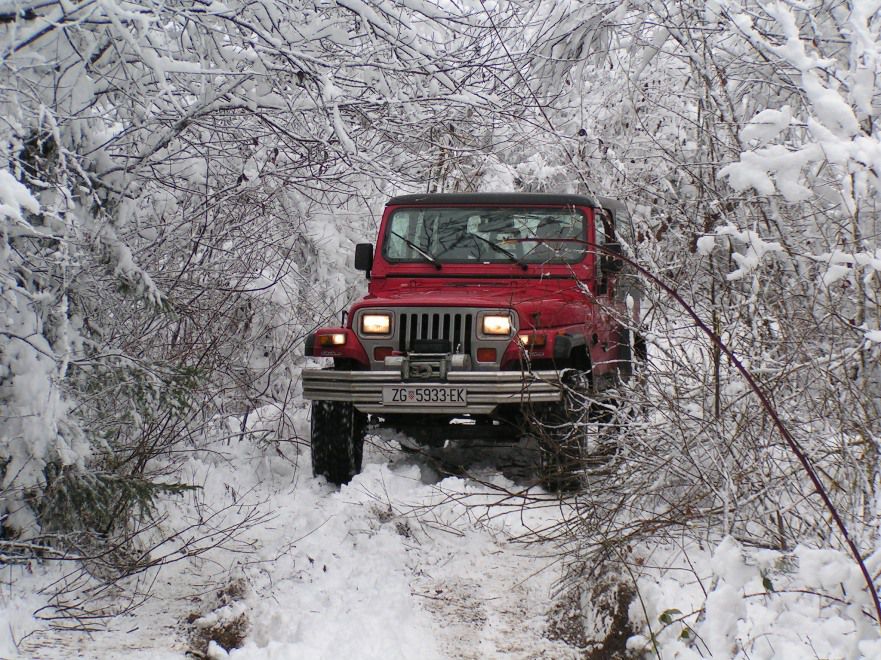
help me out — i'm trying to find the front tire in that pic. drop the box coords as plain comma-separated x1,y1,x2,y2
311,400,367,485
534,369,591,492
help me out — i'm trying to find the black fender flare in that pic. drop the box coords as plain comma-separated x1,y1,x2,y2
553,332,587,362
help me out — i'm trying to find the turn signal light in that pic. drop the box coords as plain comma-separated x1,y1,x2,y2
374,346,394,361
476,348,497,363
517,333,547,349
318,333,346,347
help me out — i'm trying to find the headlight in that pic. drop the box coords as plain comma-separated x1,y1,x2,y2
361,313,391,335
482,314,512,336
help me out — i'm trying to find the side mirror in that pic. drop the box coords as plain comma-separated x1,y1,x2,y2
354,243,374,273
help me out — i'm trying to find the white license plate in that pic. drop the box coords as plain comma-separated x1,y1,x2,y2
382,386,467,406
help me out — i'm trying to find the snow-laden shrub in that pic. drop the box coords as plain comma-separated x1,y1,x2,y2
0,0,527,579
624,537,881,658
0,170,89,536
515,0,881,646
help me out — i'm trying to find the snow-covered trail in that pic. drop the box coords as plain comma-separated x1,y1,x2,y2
9,426,584,659
213,436,583,659
13,416,881,660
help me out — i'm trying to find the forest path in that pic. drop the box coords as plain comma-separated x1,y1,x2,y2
380,438,583,659
10,430,585,659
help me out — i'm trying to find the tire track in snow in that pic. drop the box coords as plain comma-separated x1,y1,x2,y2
367,439,584,659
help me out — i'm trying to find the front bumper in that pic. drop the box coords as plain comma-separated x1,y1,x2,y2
301,368,564,414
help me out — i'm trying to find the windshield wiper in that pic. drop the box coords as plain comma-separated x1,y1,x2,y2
470,234,528,270
390,230,441,269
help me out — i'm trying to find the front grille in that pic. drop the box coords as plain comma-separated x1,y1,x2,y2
399,311,473,354
355,306,514,370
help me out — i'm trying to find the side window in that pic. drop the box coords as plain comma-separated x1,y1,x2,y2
595,209,613,247
616,208,634,246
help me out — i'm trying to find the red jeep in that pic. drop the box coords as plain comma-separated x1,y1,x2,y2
302,193,640,487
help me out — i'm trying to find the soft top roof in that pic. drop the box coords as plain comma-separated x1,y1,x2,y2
386,192,602,207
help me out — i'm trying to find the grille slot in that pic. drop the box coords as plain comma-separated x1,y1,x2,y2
398,311,473,354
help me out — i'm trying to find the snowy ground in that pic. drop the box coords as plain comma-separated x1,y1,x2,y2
4,408,881,659
3,414,586,660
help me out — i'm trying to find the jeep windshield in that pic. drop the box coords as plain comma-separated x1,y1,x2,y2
382,207,587,265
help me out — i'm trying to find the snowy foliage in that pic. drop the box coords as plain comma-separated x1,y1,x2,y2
0,0,516,545
517,0,881,654
0,170,87,536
